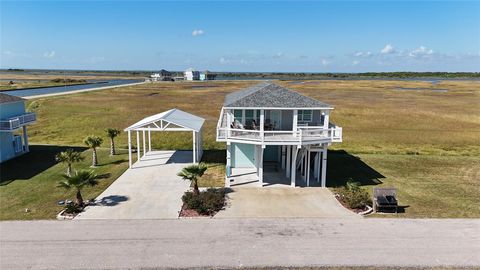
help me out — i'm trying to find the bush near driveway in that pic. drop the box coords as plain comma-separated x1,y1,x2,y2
182,188,226,216
336,181,372,210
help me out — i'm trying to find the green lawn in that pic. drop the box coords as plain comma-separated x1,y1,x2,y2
1,79,479,219
0,145,129,220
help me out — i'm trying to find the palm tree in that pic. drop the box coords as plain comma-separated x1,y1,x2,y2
105,128,121,156
84,135,103,167
55,149,84,176
57,170,99,206
177,163,208,195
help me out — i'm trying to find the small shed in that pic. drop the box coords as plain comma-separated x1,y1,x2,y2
124,108,205,168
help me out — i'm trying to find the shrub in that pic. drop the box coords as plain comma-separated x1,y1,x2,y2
182,188,226,215
337,181,371,209
64,203,83,214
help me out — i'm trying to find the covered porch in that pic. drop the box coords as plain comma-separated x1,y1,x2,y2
225,143,329,188
124,108,205,168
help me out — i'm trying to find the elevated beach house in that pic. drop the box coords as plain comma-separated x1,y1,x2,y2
0,93,36,163
216,82,342,187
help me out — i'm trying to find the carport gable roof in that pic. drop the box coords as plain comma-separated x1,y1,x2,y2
224,82,333,109
124,108,205,132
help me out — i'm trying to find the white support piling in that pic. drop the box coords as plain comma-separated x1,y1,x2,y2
306,149,311,187
22,126,29,153
321,145,328,187
286,145,291,177
291,147,298,187
226,143,231,187
258,146,264,187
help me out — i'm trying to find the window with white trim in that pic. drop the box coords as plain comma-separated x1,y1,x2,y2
298,110,312,123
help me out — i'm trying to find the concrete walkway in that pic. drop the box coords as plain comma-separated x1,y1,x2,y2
1,218,479,269
75,150,192,220
216,188,359,218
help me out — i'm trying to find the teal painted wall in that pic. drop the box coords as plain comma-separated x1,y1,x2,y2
231,143,255,167
0,101,26,119
0,101,26,163
264,145,279,162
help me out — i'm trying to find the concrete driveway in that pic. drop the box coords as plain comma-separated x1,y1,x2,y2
75,150,192,220
215,188,359,218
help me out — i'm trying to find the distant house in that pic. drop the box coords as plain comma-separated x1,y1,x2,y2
200,70,217,81
150,69,173,81
0,94,36,163
184,68,200,81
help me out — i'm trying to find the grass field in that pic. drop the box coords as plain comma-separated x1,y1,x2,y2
0,146,129,220
1,79,479,219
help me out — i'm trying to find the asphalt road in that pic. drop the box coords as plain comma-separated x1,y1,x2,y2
1,218,479,269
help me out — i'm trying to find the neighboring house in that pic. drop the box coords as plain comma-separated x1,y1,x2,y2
0,93,36,163
184,68,200,81
150,69,173,81
216,82,342,187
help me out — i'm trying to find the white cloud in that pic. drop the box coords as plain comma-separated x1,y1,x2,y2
219,57,227,64
192,29,204,36
355,51,372,57
380,44,395,54
321,59,330,66
409,46,434,58
352,60,360,66
43,51,56,58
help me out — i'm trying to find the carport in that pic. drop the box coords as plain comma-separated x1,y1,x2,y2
124,108,205,168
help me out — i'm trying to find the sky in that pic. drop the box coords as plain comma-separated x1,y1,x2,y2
1,1,479,72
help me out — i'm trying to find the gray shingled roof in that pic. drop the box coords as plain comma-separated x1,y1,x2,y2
0,93,25,104
224,82,332,108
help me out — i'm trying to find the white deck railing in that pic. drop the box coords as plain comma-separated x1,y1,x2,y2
0,112,36,131
217,125,342,144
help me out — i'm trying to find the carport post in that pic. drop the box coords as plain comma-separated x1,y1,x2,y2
192,131,196,163
148,129,151,152
321,145,328,187
136,131,140,162
142,130,146,156
127,130,132,168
